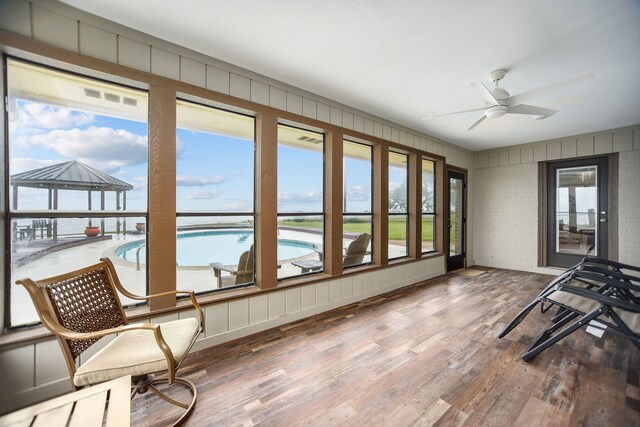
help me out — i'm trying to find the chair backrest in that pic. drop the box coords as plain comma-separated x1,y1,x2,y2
16,260,128,376
235,244,254,285
343,233,371,267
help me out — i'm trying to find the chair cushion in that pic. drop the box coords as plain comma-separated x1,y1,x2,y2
550,290,600,314
74,318,200,387
550,290,639,334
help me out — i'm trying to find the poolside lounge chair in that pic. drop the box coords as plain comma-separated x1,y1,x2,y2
16,258,204,425
210,245,255,288
293,233,371,273
499,257,640,361
210,245,283,288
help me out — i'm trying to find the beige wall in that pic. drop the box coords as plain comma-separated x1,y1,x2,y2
473,126,640,273
0,0,474,413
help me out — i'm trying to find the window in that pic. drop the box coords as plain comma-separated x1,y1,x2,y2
422,158,436,252
388,151,409,259
343,140,373,267
176,100,255,291
5,58,148,328
277,124,324,278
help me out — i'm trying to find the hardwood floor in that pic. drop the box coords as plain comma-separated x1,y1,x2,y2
132,268,640,426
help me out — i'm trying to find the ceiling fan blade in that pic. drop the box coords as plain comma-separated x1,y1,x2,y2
508,104,558,117
467,114,487,131
506,74,595,106
471,82,500,105
422,106,486,120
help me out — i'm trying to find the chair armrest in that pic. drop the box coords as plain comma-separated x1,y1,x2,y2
138,290,204,330
209,263,238,275
42,312,160,341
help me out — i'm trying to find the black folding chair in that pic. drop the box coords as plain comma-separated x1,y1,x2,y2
499,257,640,361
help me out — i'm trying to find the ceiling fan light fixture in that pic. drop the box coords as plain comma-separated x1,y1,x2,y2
486,105,508,118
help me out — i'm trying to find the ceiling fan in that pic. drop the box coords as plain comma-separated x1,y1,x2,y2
423,69,594,131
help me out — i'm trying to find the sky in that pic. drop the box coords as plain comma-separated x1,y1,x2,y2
9,99,376,215
9,100,149,211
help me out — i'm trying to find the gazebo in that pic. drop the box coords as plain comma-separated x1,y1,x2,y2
10,160,134,239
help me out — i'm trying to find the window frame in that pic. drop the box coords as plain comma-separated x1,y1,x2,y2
388,150,409,260
3,56,150,330
276,122,326,278
175,98,257,291
421,157,436,254
342,139,374,268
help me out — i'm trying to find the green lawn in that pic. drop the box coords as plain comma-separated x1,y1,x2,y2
278,217,434,241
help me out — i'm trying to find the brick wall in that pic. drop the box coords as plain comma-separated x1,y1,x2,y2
618,149,640,265
474,126,640,273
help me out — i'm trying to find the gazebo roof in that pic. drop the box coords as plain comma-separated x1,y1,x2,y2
10,160,133,191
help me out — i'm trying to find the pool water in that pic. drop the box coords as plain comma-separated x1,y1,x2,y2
116,230,316,266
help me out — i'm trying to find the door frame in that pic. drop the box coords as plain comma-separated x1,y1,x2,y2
445,166,467,271
539,154,618,267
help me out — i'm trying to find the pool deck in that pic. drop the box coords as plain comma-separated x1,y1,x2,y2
10,228,398,326
12,234,115,268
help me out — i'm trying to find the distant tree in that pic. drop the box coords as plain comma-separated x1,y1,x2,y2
390,171,435,213
422,170,434,212
389,179,407,212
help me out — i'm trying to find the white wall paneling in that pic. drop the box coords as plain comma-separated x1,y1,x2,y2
79,23,117,63
269,86,287,110
250,79,270,106
180,56,206,88
0,0,31,37
32,4,78,51
151,46,180,80
118,36,151,72
286,92,303,115
302,97,317,119
229,73,251,101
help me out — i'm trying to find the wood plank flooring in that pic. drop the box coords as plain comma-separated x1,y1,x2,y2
132,268,640,426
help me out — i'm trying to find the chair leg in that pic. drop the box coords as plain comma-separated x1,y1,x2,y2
521,308,602,362
527,311,580,352
131,375,197,426
498,299,541,339
551,305,573,323
607,309,640,351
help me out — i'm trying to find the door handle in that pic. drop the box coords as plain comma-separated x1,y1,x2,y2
600,218,607,223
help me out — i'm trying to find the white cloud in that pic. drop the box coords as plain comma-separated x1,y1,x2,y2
222,201,253,211
177,175,228,186
131,176,148,191
186,190,222,200
22,126,148,173
345,185,370,202
10,102,95,135
9,157,59,174
389,181,401,191
278,191,322,204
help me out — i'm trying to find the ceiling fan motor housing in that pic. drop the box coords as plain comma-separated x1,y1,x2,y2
486,105,508,118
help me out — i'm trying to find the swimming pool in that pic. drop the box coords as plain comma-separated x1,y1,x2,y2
115,230,317,267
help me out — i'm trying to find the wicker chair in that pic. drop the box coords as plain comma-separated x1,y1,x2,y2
16,257,204,426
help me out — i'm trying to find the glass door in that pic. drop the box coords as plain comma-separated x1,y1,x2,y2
447,170,465,271
547,157,608,268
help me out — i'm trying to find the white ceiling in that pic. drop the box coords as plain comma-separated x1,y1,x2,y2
59,0,640,151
